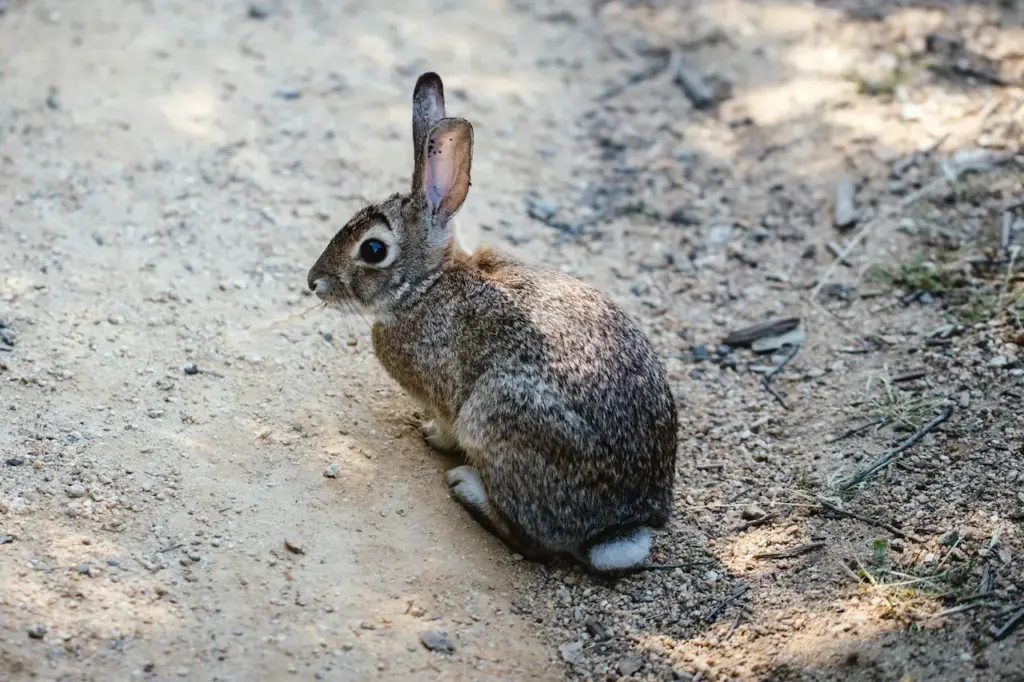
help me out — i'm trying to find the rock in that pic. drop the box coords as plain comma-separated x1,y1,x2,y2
618,654,644,676
584,616,609,640
723,317,800,348
707,224,733,246
275,88,302,100
323,463,339,478
284,538,305,555
321,328,333,343
941,147,1012,182
675,58,716,109
741,506,765,520
989,356,1010,368
527,198,557,222
27,624,47,639
692,345,711,361
66,483,87,499
183,364,200,375
420,629,455,654
147,408,165,419
751,324,806,354
247,3,271,19
6,457,24,466
558,640,584,664
833,178,859,230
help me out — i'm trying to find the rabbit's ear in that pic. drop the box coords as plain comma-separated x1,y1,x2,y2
411,72,445,188
419,118,474,232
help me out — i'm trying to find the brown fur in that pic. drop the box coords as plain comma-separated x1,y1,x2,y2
307,73,678,569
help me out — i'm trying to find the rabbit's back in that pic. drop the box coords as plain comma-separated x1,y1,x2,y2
373,248,678,548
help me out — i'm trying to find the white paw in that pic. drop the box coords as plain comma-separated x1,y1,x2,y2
446,465,488,510
421,419,459,453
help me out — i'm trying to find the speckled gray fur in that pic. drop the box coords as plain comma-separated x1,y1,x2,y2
307,72,678,571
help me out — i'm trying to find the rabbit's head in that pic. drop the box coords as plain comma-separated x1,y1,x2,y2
307,73,474,312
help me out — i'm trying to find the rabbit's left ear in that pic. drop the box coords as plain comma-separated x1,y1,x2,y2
417,117,474,231
411,72,445,191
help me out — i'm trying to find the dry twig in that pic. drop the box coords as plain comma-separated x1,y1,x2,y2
992,607,1024,641
838,403,955,489
753,542,825,560
731,512,779,534
761,344,799,409
817,498,926,544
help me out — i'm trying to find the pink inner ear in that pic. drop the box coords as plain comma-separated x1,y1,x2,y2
425,135,454,211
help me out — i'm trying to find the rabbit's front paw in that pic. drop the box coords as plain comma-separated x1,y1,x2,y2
446,465,488,511
421,418,459,453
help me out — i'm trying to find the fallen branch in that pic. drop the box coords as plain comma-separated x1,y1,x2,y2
992,607,1024,641
892,369,928,383
753,542,825,560
838,403,955,489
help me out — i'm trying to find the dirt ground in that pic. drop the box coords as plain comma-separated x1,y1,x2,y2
1,0,1023,680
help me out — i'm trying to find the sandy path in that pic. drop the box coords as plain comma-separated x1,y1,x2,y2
0,1,597,679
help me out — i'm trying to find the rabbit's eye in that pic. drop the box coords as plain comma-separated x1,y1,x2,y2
359,238,389,264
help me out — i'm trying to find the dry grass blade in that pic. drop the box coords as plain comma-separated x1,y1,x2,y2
850,371,946,431
275,300,328,324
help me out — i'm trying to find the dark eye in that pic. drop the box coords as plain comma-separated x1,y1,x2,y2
359,238,388,264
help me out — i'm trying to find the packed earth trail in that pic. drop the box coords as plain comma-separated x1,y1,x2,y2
2,1,1023,681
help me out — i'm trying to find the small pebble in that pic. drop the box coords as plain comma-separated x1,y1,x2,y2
247,3,270,19
527,198,557,222
275,88,302,100
27,624,47,639
420,629,455,654
66,483,87,499
5,457,24,466
183,364,200,375
618,654,644,676
284,538,305,555
323,463,339,478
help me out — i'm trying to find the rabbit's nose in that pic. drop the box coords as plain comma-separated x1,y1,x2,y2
308,273,331,297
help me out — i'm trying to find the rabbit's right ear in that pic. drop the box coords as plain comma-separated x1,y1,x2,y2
411,72,446,190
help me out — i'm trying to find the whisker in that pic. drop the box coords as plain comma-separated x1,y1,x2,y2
273,300,327,325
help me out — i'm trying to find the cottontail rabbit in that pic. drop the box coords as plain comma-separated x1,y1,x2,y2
308,73,678,572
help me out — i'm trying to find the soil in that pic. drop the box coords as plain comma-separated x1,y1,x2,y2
1,1,1022,681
